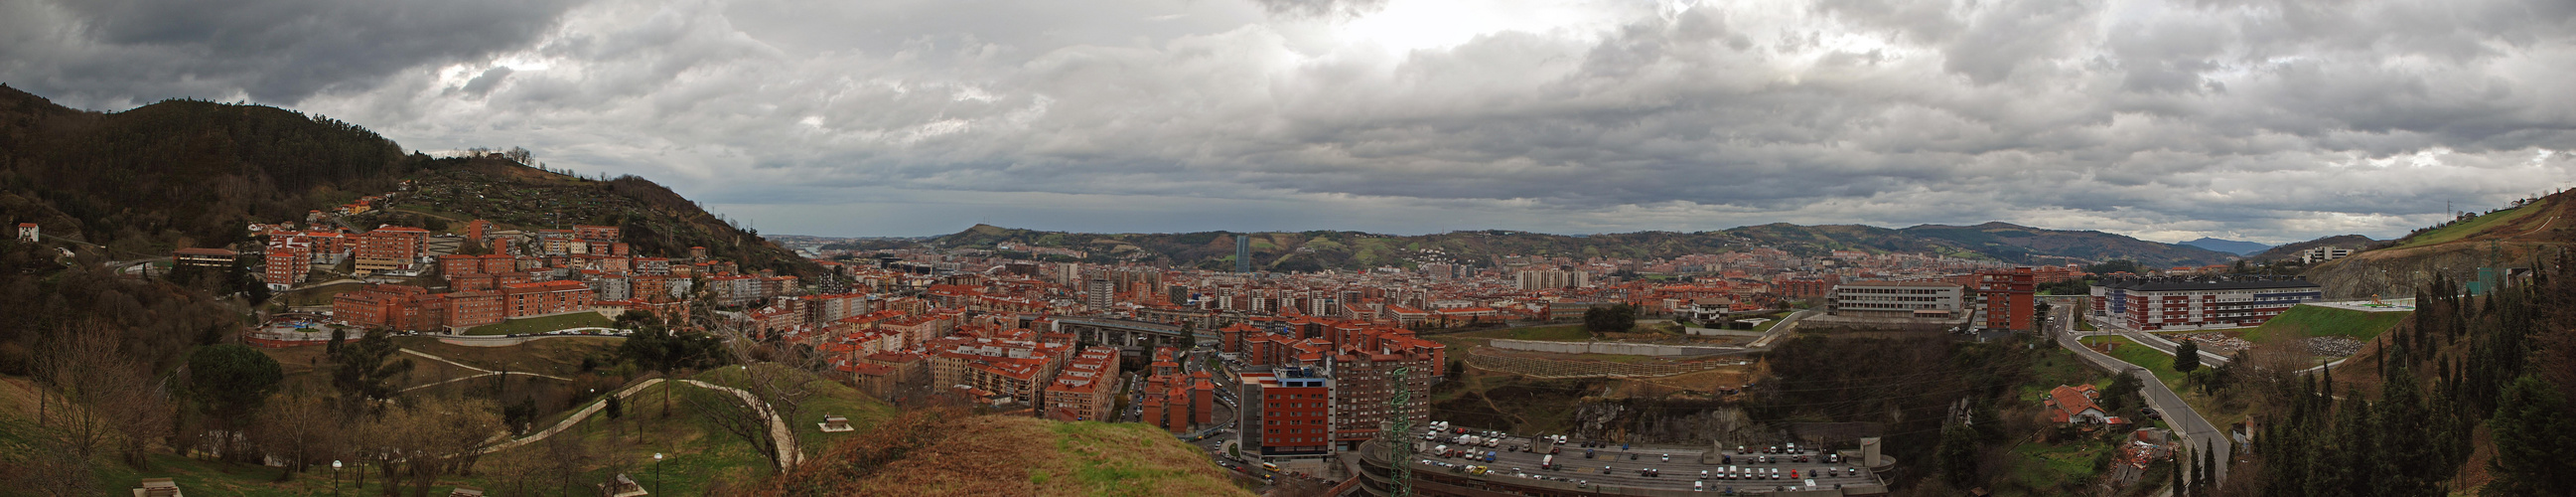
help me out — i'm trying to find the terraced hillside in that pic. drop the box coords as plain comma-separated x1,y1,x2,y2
2305,189,2576,298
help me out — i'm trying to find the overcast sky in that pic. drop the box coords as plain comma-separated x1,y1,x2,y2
7,0,2574,244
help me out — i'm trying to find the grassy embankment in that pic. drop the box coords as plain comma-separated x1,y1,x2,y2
464,311,617,336
2391,203,2543,249
2232,304,2410,344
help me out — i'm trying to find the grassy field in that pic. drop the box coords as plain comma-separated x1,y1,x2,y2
2020,345,2113,401
275,280,369,307
2393,204,2543,249
465,311,616,336
687,364,899,461
393,335,625,378
2084,336,2186,388
1993,438,2114,496
2235,304,2410,344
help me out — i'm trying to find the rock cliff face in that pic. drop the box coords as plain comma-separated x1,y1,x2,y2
1570,400,1777,445
2304,189,2575,298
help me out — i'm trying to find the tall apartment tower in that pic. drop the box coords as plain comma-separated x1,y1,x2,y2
1235,235,1251,273
1976,267,2037,332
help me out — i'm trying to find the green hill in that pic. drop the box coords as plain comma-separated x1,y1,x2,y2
747,412,1252,497
885,221,2237,272
2236,304,2411,344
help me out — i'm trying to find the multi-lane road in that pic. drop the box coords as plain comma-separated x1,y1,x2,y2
2049,307,2230,483
1401,430,1882,494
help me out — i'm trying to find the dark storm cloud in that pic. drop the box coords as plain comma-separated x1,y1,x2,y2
0,0,583,105
11,0,2572,241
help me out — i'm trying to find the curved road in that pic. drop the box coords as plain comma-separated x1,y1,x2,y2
474,377,801,469
2049,307,2229,484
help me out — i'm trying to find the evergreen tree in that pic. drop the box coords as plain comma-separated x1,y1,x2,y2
2490,376,2576,496
2173,445,2190,497
2173,339,2201,373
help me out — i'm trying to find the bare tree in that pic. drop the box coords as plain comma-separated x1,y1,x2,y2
352,395,502,497
539,427,599,495
250,390,344,473
29,328,144,465
683,320,822,472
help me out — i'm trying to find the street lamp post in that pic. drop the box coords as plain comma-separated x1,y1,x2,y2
331,460,342,496
653,452,665,495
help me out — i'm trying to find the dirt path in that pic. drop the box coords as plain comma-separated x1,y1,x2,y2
472,378,800,469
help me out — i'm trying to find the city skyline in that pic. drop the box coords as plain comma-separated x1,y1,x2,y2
6,0,2574,243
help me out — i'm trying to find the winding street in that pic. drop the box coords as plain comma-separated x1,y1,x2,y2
473,378,801,469
2050,307,2230,484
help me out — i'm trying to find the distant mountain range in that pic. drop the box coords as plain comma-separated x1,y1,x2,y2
854,221,2244,271
2181,238,2273,255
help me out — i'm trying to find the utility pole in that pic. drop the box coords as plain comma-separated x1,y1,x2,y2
1379,366,1415,497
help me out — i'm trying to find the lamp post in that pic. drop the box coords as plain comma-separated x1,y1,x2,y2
652,452,665,495
331,460,343,496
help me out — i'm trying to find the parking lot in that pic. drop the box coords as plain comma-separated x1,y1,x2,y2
1409,424,1882,494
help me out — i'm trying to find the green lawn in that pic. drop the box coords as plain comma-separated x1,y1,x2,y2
2235,304,2410,345
1493,324,1594,341
465,311,616,336
2084,336,2187,388
1994,438,2113,496
2393,204,2543,249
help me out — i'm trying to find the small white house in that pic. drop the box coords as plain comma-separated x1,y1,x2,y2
14,223,35,243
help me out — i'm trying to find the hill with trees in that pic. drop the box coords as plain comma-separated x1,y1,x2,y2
2182,237,2273,255
2303,189,2574,298
887,221,2239,272
2247,235,2379,263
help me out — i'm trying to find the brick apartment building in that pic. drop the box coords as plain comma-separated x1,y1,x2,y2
1043,347,1121,421
1238,367,1334,460
1327,333,1444,449
263,236,313,289
2090,276,2323,331
1977,267,2037,331
447,290,505,327
501,280,594,318
355,226,429,272
333,284,449,331
926,335,1073,406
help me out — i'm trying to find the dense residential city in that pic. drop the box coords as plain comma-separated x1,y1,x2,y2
7,1,2576,497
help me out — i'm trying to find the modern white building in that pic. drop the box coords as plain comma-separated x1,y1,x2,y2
2300,247,2356,264
1826,280,1966,318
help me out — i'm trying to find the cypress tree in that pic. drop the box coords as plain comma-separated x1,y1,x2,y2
2200,441,2216,491
2174,445,2190,497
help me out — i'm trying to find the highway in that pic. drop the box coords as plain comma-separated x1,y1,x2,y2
1400,428,1880,494
2049,307,2229,484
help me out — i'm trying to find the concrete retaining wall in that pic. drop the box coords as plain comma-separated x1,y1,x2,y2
1489,339,1738,356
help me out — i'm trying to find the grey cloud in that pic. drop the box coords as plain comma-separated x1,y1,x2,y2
1247,0,1388,19
61,0,2574,244
458,67,512,97
0,0,585,106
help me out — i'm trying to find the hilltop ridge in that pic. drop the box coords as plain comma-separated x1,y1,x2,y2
2303,189,2575,297
880,220,2240,271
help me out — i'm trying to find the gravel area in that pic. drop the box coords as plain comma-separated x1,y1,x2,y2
2307,336,2366,357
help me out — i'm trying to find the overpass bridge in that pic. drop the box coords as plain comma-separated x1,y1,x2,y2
1050,317,1201,347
